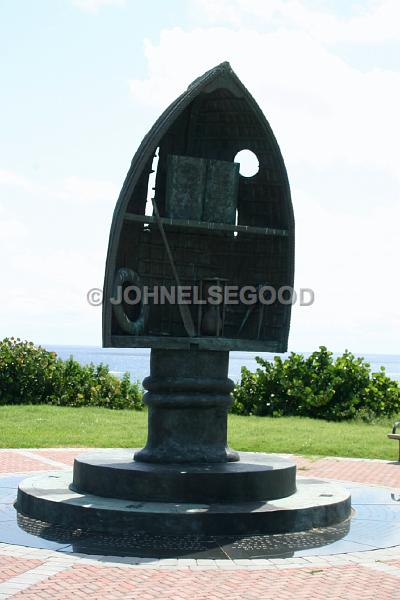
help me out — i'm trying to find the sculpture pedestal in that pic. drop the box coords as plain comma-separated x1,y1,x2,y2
16,348,351,538
134,349,238,463
73,450,296,503
17,465,351,536
71,349,296,506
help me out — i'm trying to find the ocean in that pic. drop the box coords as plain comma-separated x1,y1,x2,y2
45,346,400,383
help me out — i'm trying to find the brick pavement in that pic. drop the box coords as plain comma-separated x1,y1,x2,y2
294,455,400,487
386,560,400,570
0,452,58,475
6,563,400,600
33,450,87,467
0,557,42,584
0,450,86,473
1,449,400,599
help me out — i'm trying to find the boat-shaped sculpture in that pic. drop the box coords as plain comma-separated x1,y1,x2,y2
16,64,352,544
103,62,294,352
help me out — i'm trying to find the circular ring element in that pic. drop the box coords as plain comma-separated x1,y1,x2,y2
112,268,146,335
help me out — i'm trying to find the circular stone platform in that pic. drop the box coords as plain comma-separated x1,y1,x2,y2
16,471,351,536
73,450,296,503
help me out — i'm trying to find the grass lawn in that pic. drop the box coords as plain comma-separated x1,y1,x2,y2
0,405,397,460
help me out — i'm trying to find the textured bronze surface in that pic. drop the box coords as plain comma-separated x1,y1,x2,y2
102,62,294,352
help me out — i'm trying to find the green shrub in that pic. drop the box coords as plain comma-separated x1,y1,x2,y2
232,346,400,421
0,337,143,409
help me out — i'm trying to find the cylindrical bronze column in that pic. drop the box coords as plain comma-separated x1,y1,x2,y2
134,348,239,463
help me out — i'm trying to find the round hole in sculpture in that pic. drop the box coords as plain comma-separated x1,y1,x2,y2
234,149,259,177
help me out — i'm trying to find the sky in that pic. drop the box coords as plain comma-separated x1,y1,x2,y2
0,0,399,354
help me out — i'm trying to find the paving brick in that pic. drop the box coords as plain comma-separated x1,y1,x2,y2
384,559,400,569
295,456,400,487
33,450,86,466
0,556,43,584
0,452,56,474
8,564,400,599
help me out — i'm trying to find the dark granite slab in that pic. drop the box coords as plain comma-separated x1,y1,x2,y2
1,475,399,559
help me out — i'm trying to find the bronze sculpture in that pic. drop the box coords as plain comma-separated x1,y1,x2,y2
103,61,294,352
16,64,351,539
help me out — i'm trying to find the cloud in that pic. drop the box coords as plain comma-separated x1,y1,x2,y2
0,169,37,193
0,243,104,344
194,0,400,44
54,175,118,204
0,170,118,344
71,0,126,13
291,184,400,352
129,27,400,180
0,169,118,205
0,216,27,246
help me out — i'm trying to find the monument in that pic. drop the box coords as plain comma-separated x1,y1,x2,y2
16,63,350,537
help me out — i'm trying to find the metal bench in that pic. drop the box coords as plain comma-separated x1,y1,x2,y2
387,421,400,461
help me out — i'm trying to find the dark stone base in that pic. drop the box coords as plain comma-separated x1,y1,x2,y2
73,450,296,503
16,470,351,536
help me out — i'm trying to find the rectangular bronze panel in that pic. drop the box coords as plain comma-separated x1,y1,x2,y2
165,155,206,220
166,155,239,225
203,159,239,225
